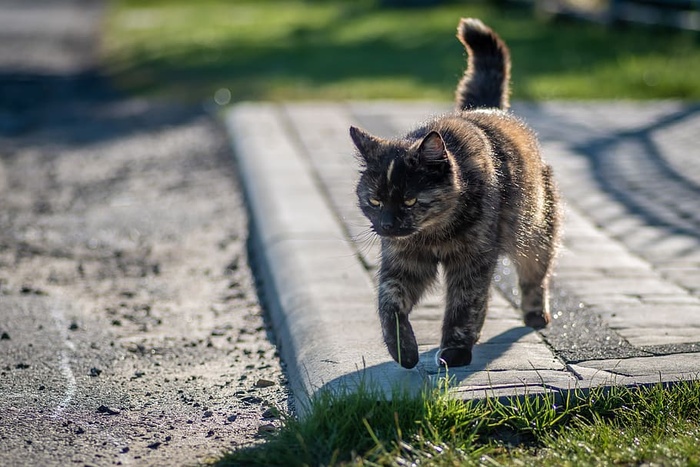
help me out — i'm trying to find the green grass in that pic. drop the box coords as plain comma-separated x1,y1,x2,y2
215,379,700,466
102,0,700,103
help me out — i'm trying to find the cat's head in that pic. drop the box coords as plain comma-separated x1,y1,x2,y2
351,126,461,239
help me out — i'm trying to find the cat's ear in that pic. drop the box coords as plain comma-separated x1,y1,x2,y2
418,131,447,163
350,126,381,160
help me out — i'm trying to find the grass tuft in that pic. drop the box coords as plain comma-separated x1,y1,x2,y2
214,378,700,466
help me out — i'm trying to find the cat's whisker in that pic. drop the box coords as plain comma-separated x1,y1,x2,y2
351,228,381,260
350,227,376,243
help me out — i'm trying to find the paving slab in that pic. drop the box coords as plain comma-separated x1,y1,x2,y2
224,101,700,409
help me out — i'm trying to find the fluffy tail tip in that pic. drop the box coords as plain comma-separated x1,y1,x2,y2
457,17,493,44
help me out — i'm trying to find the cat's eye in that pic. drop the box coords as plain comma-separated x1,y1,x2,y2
368,198,381,207
404,198,417,207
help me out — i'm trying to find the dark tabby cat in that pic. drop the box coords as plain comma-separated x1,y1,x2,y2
350,18,561,369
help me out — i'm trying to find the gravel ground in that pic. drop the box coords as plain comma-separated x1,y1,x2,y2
0,1,288,465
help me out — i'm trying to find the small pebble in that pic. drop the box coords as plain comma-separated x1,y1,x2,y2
241,396,262,404
97,405,120,415
257,424,276,435
254,378,275,388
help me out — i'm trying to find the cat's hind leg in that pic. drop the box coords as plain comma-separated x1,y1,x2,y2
516,173,560,329
516,254,552,330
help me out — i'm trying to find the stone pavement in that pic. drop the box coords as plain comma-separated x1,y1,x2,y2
224,101,700,408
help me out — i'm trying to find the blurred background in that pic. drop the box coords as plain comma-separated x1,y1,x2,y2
102,0,699,105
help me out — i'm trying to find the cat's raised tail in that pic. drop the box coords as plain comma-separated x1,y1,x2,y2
454,18,511,111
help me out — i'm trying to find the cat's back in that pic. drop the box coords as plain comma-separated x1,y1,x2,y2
453,109,538,152
443,109,544,177
414,109,538,157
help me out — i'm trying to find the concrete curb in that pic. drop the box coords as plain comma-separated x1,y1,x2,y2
225,104,423,412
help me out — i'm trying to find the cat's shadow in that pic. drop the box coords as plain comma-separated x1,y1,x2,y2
418,325,537,383
317,325,541,400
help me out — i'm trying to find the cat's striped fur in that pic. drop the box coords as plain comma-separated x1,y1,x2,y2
351,18,561,369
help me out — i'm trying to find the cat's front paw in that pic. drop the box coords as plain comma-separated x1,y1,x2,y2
436,346,472,367
382,313,420,369
387,331,419,369
524,311,550,330
394,343,420,369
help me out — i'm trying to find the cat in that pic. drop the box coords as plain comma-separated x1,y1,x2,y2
350,18,561,369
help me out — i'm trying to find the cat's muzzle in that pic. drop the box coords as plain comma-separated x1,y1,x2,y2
374,223,417,239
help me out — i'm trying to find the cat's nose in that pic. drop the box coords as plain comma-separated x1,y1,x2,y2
379,211,396,234
380,220,394,233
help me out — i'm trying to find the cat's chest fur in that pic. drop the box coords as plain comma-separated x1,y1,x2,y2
388,228,490,263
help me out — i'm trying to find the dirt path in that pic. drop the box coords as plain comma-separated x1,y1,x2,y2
0,1,287,465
